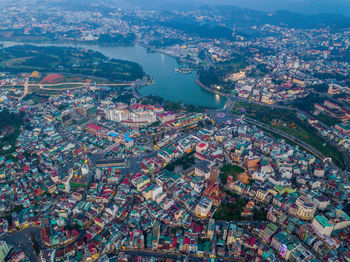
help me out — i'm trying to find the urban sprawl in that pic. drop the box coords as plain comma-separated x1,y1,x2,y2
0,1,349,262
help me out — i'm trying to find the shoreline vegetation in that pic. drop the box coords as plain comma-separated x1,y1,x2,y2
0,45,145,82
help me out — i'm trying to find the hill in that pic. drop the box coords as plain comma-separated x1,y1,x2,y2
0,45,145,82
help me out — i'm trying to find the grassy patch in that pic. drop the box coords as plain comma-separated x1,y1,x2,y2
213,198,247,221
0,109,24,155
315,112,341,127
220,164,245,184
165,151,195,171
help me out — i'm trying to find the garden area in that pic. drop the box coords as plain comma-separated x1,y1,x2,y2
165,152,196,172
0,109,24,155
219,164,245,184
213,197,247,221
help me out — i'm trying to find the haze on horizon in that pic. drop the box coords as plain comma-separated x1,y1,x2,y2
107,0,350,16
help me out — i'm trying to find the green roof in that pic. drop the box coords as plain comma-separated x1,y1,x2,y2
315,215,333,228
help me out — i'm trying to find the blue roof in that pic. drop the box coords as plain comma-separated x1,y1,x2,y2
125,133,133,142
109,132,117,137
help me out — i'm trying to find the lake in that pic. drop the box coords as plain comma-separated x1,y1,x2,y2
1,42,226,108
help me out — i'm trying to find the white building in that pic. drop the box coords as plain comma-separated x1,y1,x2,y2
195,196,212,217
312,215,334,237
195,160,212,180
151,185,163,201
105,109,156,126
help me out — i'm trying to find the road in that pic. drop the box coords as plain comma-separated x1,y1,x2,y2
130,76,148,99
19,77,30,101
244,117,326,161
14,79,138,100
0,227,41,262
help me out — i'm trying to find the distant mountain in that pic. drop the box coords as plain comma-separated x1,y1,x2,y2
192,0,350,16
97,0,199,10
213,7,350,29
41,0,350,16
38,0,350,29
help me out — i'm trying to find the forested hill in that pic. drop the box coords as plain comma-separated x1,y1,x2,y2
0,45,145,82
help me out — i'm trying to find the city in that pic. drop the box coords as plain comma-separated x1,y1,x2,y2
0,0,349,261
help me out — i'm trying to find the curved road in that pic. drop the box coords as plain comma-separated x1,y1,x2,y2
244,117,326,161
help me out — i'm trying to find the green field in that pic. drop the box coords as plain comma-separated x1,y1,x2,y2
198,55,248,94
220,164,245,184
232,101,346,170
292,94,341,127
0,109,24,155
0,45,145,82
314,112,341,127
213,198,247,221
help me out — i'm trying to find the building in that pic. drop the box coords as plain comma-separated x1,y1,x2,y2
312,195,329,210
132,175,150,191
324,100,340,110
207,218,215,240
260,223,278,244
271,231,300,260
196,142,208,154
203,183,226,207
195,196,212,218
312,215,334,237
78,104,97,119
151,185,163,201
195,160,212,180
295,196,316,221
335,122,350,134
95,159,126,168
157,112,175,124
85,123,109,138
61,110,74,126
0,241,10,261
226,71,246,81
105,108,157,126
289,245,317,262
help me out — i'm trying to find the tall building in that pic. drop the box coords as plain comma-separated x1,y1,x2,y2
105,109,156,126
0,241,10,261
195,196,213,218
207,218,215,240
78,104,97,119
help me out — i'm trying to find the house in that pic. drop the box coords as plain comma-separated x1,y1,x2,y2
295,196,316,221
195,196,212,218
271,231,300,260
195,161,212,180
312,215,334,237
260,223,278,244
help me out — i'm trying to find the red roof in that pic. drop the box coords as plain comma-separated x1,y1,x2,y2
86,123,102,131
122,178,129,184
172,238,177,248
